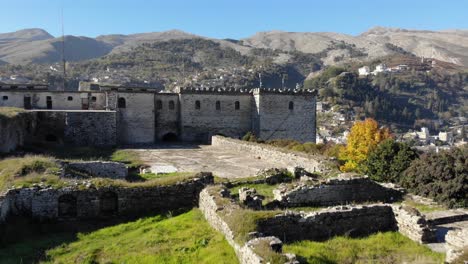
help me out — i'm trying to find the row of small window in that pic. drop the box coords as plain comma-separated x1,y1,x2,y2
155,100,175,110
1,95,98,102
193,100,242,110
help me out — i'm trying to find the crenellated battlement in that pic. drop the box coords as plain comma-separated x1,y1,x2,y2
177,86,317,95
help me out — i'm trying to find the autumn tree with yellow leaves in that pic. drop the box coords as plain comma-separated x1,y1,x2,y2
339,118,392,172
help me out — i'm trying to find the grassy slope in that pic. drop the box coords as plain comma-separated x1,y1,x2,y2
0,107,25,119
0,209,238,264
284,232,445,264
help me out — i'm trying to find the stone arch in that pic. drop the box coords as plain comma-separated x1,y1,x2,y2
288,101,294,110
162,132,179,142
216,101,221,110
58,194,77,218
169,100,175,110
235,101,240,110
100,191,118,216
118,97,126,108
195,100,201,110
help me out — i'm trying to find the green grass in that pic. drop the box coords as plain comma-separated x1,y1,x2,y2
140,172,193,180
111,149,144,169
0,107,25,119
284,232,445,264
0,155,62,191
0,155,202,192
401,200,446,213
0,209,238,264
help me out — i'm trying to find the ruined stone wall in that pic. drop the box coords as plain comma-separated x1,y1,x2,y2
199,187,274,264
154,93,180,141
391,205,436,243
211,136,326,173
445,228,468,263
64,161,128,179
273,177,404,207
257,205,397,242
0,111,36,153
117,92,155,144
254,89,316,143
1,173,213,222
64,111,117,146
179,92,253,142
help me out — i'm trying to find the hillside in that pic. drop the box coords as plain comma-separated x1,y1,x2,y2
1,27,468,68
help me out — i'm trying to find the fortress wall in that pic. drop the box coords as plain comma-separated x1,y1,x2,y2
63,111,117,146
0,91,106,110
256,92,316,143
0,111,36,153
179,93,252,142
211,136,326,173
154,93,180,141
0,172,213,222
273,177,404,207
117,92,155,144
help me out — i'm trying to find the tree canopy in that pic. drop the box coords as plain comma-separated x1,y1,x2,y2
339,118,392,172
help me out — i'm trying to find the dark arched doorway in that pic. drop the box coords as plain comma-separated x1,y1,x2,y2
162,132,178,142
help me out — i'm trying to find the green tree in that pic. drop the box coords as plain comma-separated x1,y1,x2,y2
401,146,468,208
365,139,418,182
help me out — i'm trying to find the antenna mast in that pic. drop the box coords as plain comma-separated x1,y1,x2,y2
61,7,66,91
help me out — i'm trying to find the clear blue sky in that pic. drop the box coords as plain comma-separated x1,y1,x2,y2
1,0,467,39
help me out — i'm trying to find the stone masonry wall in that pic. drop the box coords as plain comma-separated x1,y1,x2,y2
0,111,36,153
273,177,404,207
257,205,397,242
211,136,327,173
0,173,213,222
254,90,316,143
391,205,436,243
445,228,468,263
179,93,253,142
198,187,275,264
64,161,128,179
64,111,117,146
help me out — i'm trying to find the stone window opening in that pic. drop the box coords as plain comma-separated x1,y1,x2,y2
67,96,73,101
169,100,175,110
289,101,294,110
91,96,97,102
58,194,77,218
156,100,163,110
195,100,201,110
2,95,8,101
235,101,240,110
46,96,53,109
216,101,221,110
118,98,126,108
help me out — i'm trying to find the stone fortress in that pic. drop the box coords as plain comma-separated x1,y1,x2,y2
1,84,467,264
0,83,317,147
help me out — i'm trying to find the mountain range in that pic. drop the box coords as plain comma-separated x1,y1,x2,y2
1,27,468,67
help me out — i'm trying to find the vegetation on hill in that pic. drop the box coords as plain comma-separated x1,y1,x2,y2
365,139,418,182
0,107,25,120
305,64,468,130
284,232,445,264
401,146,467,208
0,209,238,264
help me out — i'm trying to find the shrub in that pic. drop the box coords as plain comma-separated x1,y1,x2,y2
401,146,467,208
365,139,418,182
242,131,258,142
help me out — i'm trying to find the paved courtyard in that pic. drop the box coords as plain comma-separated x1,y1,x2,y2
129,144,293,179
